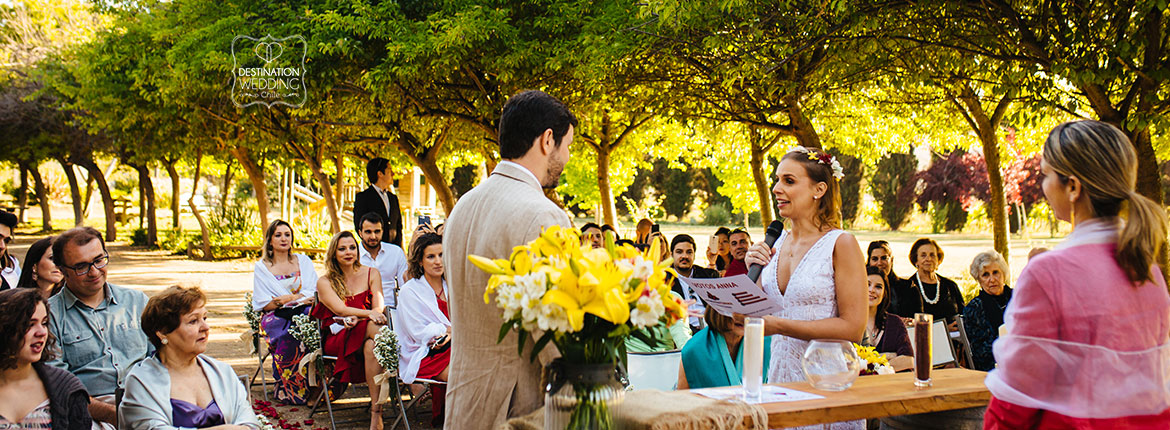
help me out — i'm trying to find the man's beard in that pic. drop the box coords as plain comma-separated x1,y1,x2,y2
363,238,381,249
543,150,566,188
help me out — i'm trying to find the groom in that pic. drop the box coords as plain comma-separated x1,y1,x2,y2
443,90,576,429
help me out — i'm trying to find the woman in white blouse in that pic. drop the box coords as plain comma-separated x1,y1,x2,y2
251,220,318,405
395,233,450,425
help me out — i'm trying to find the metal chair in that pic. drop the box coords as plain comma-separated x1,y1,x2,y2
952,315,976,369
307,310,412,430
247,330,273,402
907,319,960,368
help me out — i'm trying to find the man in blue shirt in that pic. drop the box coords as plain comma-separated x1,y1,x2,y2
46,227,151,426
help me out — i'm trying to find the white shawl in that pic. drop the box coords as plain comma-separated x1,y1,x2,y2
395,276,450,383
118,354,259,430
252,254,318,310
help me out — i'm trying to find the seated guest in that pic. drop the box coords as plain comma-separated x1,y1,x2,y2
395,233,450,425
962,251,1013,371
356,213,407,318
601,223,619,241
895,238,964,328
580,223,603,249
706,227,731,272
0,288,92,430
634,218,653,246
311,232,388,430
677,307,771,389
863,267,913,372
985,121,1170,428
723,229,751,276
120,286,259,430
667,234,719,331
252,220,318,405
0,210,19,290
46,227,150,427
649,232,670,263
626,291,692,353
866,240,903,319
16,236,64,298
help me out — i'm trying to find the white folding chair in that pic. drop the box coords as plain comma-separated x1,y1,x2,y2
906,320,959,368
627,350,682,391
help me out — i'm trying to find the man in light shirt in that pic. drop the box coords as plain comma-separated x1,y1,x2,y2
357,212,408,324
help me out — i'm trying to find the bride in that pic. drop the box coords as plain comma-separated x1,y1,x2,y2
742,146,867,429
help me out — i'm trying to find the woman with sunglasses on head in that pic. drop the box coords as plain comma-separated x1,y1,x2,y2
311,231,388,430
251,220,318,405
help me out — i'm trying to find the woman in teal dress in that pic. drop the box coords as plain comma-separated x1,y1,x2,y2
677,307,772,389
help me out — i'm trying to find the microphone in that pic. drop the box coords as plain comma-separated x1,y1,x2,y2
747,220,785,282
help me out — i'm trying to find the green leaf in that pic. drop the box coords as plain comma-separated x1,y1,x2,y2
529,331,555,362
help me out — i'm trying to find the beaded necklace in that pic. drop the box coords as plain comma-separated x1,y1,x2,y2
914,271,940,305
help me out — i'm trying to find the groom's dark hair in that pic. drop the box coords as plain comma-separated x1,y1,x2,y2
498,90,577,160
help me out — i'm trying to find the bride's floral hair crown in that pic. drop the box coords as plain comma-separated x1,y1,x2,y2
786,146,845,180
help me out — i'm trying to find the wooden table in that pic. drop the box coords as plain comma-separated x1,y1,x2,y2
759,368,990,427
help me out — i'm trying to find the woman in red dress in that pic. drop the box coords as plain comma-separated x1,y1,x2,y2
312,231,388,430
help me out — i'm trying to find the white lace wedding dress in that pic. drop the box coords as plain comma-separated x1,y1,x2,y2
761,229,863,430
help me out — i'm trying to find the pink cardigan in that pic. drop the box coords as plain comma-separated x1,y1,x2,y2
985,235,1170,428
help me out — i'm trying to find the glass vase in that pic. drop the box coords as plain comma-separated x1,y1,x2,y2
801,339,863,391
544,360,625,430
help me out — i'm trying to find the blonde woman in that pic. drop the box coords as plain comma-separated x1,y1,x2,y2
251,220,318,404
310,232,387,430
985,121,1170,428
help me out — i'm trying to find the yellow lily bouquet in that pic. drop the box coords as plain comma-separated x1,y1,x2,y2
855,343,895,376
469,225,686,364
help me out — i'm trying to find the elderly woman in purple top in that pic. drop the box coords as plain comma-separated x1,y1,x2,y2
119,286,258,430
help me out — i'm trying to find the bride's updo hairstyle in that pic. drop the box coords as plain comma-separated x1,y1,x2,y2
1043,120,1167,284
780,146,842,230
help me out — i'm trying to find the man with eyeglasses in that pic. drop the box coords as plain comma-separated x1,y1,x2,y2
45,227,150,427
0,210,18,290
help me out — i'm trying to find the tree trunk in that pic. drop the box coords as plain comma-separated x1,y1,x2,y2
77,160,117,242
164,159,181,229
16,165,28,223
230,148,270,229
81,167,95,218
415,160,456,216
749,130,775,225
784,96,822,149
135,164,158,246
596,144,616,227
58,158,83,226
220,163,234,210
306,159,341,234
334,156,346,215
955,88,1010,259
189,151,212,259
28,165,51,232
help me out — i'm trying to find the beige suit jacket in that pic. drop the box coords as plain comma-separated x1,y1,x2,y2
443,162,571,430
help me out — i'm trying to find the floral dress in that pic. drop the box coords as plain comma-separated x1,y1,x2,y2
259,273,312,405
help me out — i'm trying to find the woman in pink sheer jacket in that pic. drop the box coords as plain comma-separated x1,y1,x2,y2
984,120,1170,429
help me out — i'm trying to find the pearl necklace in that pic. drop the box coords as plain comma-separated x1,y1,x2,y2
915,271,941,305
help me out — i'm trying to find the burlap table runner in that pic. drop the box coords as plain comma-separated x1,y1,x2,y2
501,389,768,430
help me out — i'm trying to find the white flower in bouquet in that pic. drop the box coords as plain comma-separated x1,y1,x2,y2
630,289,666,328
372,325,400,374
536,302,573,333
876,365,895,375
289,314,321,352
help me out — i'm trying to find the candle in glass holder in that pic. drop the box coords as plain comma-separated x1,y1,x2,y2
743,317,765,401
913,313,932,387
